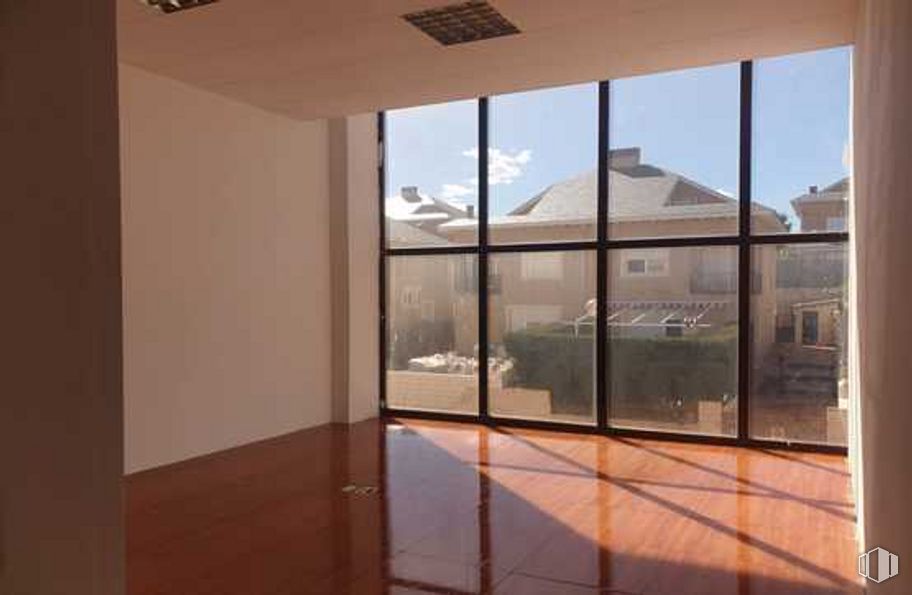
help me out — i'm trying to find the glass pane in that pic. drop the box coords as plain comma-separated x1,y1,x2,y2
608,246,739,436
750,243,848,445
386,254,478,414
385,100,478,247
489,83,598,244
609,64,740,239
752,47,851,233
489,251,596,424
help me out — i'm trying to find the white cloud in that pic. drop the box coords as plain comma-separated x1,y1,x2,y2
462,147,532,185
440,183,473,199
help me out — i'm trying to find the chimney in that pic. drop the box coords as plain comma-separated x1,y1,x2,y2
808,185,818,194
401,186,421,202
608,147,641,169
466,205,475,218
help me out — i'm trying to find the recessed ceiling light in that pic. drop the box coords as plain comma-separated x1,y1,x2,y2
402,1,521,47
141,0,218,14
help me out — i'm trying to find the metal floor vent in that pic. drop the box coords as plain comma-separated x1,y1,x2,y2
388,424,419,436
402,1,520,46
342,484,380,497
141,0,218,14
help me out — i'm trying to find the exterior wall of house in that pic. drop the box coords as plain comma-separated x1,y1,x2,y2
392,211,793,362
442,216,776,354
120,65,333,473
488,251,596,345
794,200,848,232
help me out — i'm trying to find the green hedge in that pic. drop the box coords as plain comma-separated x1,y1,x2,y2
503,325,736,416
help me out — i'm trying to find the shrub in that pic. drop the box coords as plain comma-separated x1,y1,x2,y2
503,324,736,416
502,325,594,415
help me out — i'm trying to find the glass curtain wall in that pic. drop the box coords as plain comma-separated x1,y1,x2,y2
381,46,851,449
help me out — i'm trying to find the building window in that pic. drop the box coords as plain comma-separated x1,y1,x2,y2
801,311,820,345
400,286,421,307
621,250,668,277
381,45,851,449
420,301,436,322
626,259,646,274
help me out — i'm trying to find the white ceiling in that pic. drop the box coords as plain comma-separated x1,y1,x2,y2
117,0,858,120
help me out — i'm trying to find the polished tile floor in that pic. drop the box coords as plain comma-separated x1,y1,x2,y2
127,419,861,594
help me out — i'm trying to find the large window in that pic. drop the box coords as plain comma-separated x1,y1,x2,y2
386,254,479,414
610,64,741,239
381,46,851,450
752,47,851,234
490,83,598,244
489,251,597,425
385,99,478,248
750,243,849,445
608,246,739,437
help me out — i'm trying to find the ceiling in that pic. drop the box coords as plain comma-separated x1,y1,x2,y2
117,0,858,120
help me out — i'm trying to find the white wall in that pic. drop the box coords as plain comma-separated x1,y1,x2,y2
345,115,381,422
854,1,912,591
0,1,124,592
120,65,332,473
329,115,380,423
855,0,912,594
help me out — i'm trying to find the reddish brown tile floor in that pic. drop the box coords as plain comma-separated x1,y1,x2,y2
127,418,862,594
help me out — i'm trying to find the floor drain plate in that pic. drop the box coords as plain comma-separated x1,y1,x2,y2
342,484,380,496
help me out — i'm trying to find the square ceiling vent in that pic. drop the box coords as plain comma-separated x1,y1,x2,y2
402,1,520,46
142,0,218,14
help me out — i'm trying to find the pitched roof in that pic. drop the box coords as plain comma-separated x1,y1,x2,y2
386,218,451,247
392,151,787,236
439,159,781,230
791,177,849,206
506,164,742,222
385,188,469,222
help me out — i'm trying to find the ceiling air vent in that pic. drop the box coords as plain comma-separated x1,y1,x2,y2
142,0,218,14
402,1,520,46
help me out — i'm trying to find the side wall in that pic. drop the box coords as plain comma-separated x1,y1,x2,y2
120,65,332,473
330,115,381,423
0,1,124,592
854,0,912,591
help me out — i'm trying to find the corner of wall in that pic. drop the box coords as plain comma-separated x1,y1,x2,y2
329,114,381,424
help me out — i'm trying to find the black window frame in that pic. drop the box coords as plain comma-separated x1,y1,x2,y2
378,60,849,454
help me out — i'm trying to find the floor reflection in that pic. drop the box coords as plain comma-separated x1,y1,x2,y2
126,419,861,595
379,420,860,595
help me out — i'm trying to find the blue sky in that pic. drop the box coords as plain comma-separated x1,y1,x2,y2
386,46,850,227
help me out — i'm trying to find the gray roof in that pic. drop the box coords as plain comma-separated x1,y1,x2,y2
386,218,450,247
485,163,780,226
